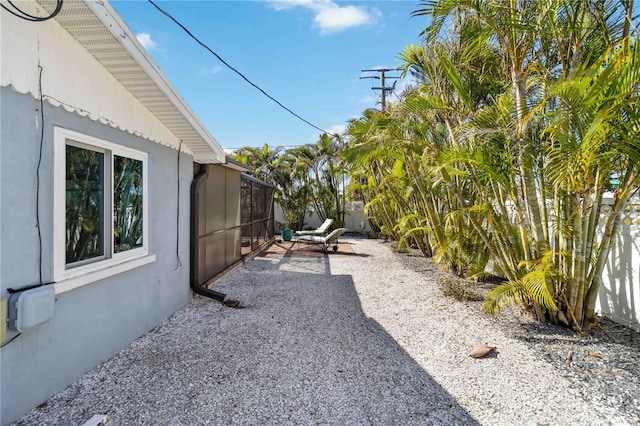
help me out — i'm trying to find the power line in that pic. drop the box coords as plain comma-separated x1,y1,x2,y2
0,0,62,21
147,0,330,135
360,68,400,112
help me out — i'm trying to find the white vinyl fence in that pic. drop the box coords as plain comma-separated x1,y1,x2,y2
274,202,372,235
595,197,640,331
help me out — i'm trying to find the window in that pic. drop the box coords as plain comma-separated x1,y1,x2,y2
54,127,150,285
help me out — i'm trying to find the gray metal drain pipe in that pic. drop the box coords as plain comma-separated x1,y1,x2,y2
190,165,233,304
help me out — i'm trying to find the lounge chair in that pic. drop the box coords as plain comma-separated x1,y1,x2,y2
296,228,348,253
295,218,333,236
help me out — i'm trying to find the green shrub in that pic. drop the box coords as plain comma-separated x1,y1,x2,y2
439,276,484,301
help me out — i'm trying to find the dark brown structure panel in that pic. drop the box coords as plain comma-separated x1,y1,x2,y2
192,164,274,286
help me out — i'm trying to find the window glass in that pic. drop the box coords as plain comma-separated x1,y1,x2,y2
55,127,149,282
114,155,143,253
65,144,105,264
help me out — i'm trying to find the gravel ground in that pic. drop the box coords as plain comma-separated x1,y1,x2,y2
17,238,639,425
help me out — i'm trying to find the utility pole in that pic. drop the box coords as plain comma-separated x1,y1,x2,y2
360,68,399,112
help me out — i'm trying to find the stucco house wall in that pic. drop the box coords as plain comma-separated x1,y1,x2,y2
1,89,193,423
0,1,223,423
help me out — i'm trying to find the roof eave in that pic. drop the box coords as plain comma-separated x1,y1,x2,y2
67,0,225,163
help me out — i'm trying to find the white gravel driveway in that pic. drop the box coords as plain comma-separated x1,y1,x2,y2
18,238,630,425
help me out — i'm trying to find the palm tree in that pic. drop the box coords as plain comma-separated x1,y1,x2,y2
397,17,506,274
343,109,408,242
415,0,554,257
234,143,283,183
413,0,639,329
304,133,346,226
272,148,312,231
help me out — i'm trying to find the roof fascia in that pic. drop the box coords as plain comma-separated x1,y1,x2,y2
222,157,252,172
83,0,225,163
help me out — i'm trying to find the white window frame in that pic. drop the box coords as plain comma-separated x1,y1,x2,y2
53,127,154,293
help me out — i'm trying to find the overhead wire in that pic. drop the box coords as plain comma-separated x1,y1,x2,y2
1,0,63,22
36,65,44,286
175,140,183,270
146,0,331,135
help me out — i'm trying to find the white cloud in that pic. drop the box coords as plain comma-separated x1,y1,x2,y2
313,4,372,34
136,33,157,50
326,124,346,135
267,0,379,34
269,0,314,10
199,65,223,77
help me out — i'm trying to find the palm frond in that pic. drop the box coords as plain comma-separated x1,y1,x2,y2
484,270,557,315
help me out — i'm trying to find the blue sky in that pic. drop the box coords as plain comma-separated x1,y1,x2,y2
111,0,427,151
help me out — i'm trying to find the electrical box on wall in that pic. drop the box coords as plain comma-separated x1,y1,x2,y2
8,286,55,332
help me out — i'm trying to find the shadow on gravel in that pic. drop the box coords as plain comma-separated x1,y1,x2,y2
490,307,640,422
507,317,640,362
205,255,479,425
18,249,479,425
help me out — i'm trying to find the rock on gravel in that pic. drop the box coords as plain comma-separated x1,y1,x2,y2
16,238,638,426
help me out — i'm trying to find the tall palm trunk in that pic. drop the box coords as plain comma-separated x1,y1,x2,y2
513,69,547,257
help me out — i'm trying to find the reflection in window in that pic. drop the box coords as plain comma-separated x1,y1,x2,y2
114,156,143,253
66,145,105,264
64,139,146,269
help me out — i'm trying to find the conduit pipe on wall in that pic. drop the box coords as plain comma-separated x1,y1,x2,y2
190,165,239,307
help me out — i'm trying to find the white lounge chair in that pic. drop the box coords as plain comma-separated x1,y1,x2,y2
295,218,334,236
296,228,348,253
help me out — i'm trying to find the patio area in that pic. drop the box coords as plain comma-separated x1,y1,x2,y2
260,238,357,258
17,238,633,425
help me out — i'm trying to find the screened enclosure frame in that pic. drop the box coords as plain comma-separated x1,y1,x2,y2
191,164,274,288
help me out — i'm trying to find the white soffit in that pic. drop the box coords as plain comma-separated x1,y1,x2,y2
37,0,225,164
